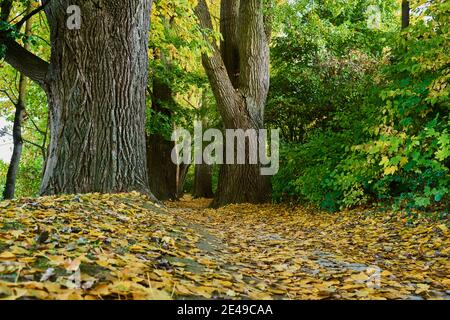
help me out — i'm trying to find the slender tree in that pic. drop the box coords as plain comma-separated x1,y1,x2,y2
401,0,410,30
195,0,272,207
2,2,32,199
1,0,157,200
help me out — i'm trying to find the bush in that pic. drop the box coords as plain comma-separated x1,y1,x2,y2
272,1,449,213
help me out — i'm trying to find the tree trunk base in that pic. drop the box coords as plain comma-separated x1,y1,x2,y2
211,164,271,208
147,134,178,201
193,163,214,198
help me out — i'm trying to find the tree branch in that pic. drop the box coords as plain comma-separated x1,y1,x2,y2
0,88,17,105
195,0,238,126
26,113,46,136
220,0,240,88
1,129,44,150
237,0,270,119
14,1,50,30
0,0,50,87
1,35,49,86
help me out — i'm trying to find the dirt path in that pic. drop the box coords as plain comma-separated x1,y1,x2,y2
165,196,450,300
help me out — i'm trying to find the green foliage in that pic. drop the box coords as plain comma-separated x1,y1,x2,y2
358,0,450,212
271,0,449,213
267,0,396,142
0,0,50,199
147,0,213,138
0,151,43,198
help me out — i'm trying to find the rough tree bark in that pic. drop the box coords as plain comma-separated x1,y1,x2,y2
2,3,32,200
195,0,271,207
1,1,157,199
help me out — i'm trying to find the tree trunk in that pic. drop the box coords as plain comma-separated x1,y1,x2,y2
38,0,155,197
2,3,32,200
0,0,12,21
193,97,214,199
220,0,240,88
147,74,177,200
193,163,213,199
196,0,271,207
147,72,189,200
176,162,190,197
401,1,410,55
147,134,179,200
401,1,410,30
3,97,25,200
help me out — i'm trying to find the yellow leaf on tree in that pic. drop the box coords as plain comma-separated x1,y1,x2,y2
384,166,398,176
380,156,390,166
399,157,409,167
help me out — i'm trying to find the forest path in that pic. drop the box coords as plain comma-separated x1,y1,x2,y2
164,196,450,300
0,193,448,300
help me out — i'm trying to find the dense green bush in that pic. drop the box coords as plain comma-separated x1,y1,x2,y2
271,1,449,213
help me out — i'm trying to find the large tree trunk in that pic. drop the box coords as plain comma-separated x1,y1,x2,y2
2,3,32,200
38,0,155,197
196,0,271,207
2,1,158,196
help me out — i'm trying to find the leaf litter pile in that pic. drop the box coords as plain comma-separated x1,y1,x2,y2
0,192,448,300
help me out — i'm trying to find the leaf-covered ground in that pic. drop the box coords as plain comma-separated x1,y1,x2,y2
0,193,448,300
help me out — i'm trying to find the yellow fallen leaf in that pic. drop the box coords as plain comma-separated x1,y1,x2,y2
47,255,66,266
65,257,82,272
437,224,448,233
175,284,192,295
9,230,24,238
355,289,370,298
0,252,16,260
248,291,272,300
226,289,237,297
129,245,144,252
442,279,450,289
350,273,369,282
415,284,430,294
